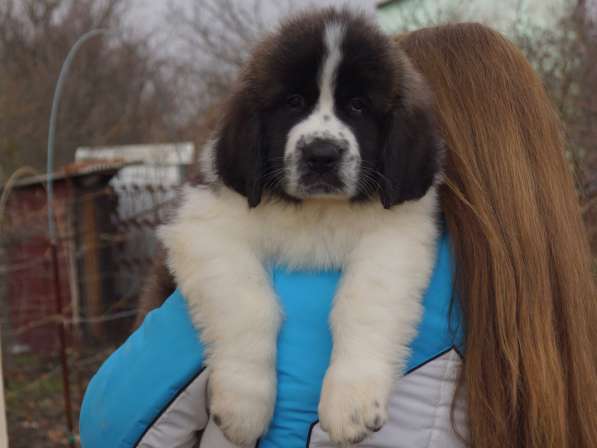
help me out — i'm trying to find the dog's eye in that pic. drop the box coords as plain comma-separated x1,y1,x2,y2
287,94,305,110
349,97,366,114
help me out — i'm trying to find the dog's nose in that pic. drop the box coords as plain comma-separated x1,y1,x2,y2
302,141,343,174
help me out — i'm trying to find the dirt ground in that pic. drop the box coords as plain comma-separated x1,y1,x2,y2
4,348,114,448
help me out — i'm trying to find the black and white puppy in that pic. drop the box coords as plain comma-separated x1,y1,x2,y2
160,8,442,447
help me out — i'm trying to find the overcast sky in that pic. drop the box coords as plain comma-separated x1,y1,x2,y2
129,0,377,35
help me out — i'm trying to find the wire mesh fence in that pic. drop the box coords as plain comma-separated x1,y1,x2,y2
0,174,179,447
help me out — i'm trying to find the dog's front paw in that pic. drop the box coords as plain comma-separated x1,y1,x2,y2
208,366,276,446
318,364,391,446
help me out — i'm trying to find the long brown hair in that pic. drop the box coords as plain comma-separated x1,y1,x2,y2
399,23,596,448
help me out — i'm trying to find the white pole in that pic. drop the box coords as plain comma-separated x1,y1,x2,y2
0,328,8,447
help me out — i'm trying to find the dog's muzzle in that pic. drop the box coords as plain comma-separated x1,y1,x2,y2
299,138,346,194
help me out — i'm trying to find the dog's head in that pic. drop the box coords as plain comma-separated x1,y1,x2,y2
204,8,441,208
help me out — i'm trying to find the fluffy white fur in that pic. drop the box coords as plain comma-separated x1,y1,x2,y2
159,184,439,445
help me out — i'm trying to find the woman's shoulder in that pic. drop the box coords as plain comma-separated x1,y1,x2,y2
79,290,205,448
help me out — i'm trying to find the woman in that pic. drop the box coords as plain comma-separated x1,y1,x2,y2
80,23,596,448
400,23,596,448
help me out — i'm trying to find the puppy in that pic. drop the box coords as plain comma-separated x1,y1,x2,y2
159,8,442,446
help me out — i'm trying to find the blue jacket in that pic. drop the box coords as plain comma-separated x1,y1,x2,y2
80,233,466,448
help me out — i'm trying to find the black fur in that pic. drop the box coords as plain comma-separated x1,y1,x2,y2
379,100,441,208
215,95,265,207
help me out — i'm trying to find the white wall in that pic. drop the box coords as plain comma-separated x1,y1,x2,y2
377,0,568,35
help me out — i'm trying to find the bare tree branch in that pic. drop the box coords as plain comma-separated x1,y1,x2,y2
0,0,181,177
165,0,294,110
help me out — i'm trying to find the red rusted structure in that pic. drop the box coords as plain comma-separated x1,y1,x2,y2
1,162,124,353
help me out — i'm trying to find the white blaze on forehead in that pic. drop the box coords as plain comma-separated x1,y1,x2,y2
284,20,362,198
318,22,346,115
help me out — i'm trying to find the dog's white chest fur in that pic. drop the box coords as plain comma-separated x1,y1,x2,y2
160,184,439,446
165,185,437,268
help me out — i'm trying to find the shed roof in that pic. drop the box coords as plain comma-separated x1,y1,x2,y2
2,160,132,190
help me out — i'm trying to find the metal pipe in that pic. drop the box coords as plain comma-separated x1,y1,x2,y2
47,29,109,243
46,28,111,448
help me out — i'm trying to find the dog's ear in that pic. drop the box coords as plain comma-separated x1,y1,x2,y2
215,92,265,208
379,62,442,209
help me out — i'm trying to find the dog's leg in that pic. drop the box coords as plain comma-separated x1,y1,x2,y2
171,245,280,446
318,198,438,445
160,190,280,446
